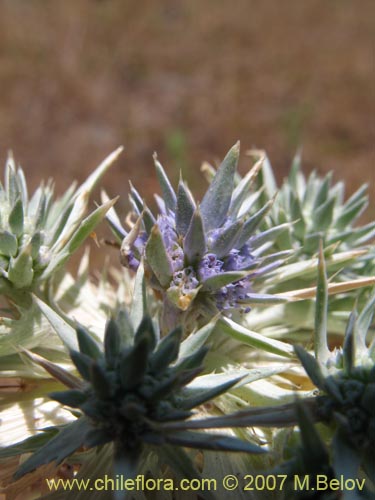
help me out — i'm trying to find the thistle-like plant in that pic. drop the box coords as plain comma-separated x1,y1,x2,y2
0,148,122,302
8,294,265,499
106,143,291,330
290,246,375,491
253,151,374,266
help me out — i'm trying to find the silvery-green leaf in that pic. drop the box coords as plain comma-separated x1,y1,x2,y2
153,153,177,212
209,218,244,258
179,317,217,358
0,230,17,257
165,431,264,454
200,142,239,230
14,417,92,480
8,198,24,236
145,225,173,287
250,222,291,248
176,178,195,236
101,189,127,239
129,181,144,213
294,345,327,390
142,204,156,234
201,271,250,292
312,172,331,211
183,207,206,264
20,348,83,388
30,231,43,259
311,195,335,232
314,244,330,363
34,295,78,351
51,189,90,253
335,197,368,230
180,375,243,410
0,427,58,459
5,154,20,205
228,156,264,218
8,249,33,288
130,262,147,331
251,151,277,203
237,197,275,248
357,290,375,352
66,197,118,255
218,317,294,357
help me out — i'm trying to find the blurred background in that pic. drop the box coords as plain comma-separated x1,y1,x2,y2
0,0,373,218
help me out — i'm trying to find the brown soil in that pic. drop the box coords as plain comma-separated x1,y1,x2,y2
0,0,373,220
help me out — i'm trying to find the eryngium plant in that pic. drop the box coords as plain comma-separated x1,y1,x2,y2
253,150,375,263
13,310,265,495
106,143,290,329
0,149,121,300
285,248,375,494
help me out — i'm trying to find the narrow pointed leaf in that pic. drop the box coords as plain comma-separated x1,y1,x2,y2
119,339,149,390
183,207,207,264
165,431,265,454
90,362,112,398
14,417,92,479
229,156,264,217
104,318,122,366
180,376,243,410
8,249,33,288
0,230,17,256
76,324,102,360
130,262,147,331
210,218,244,258
176,179,195,236
153,153,177,212
8,198,24,236
201,271,249,292
314,243,330,363
179,317,217,358
70,350,93,381
200,142,239,230
218,317,294,357
33,295,78,351
49,389,87,408
150,326,182,372
294,345,326,390
134,315,157,351
145,225,173,287
237,197,275,247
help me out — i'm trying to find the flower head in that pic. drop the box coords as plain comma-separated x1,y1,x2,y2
107,143,289,327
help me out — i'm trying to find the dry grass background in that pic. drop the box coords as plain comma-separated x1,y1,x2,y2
0,0,373,231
